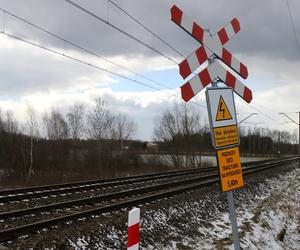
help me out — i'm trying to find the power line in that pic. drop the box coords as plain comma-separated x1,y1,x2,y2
0,7,206,108
0,15,295,125
1,30,207,109
61,0,300,122
0,7,174,92
64,0,180,64
108,0,186,58
254,102,300,115
279,112,299,125
252,102,280,114
285,0,300,55
2,3,297,124
235,1,300,131
235,98,283,125
1,32,157,90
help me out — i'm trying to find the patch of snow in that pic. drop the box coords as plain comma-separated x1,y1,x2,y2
192,167,300,249
69,236,90,250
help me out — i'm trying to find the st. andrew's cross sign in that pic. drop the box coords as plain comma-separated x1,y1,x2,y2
170,5,252,103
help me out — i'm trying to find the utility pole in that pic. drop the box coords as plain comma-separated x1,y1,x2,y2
279,112,300,164
237,113,258,158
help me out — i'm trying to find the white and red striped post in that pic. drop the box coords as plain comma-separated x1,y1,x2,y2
127,207,140,250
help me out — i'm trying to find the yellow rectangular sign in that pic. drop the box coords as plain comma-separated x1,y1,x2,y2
213,125,239,148
217,147,244,192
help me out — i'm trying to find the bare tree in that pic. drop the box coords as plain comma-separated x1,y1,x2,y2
0,108,4,132
110,113,136,149
67,103,86,140
291,129,298,144
43,109,69,140
154,103,203,168
87,98,113,140
87,98,114,168
26,105,40,178
4,110,18,134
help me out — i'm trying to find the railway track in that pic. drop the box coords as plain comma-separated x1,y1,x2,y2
0,157,297,241
0,158,272,202
0,166,218,203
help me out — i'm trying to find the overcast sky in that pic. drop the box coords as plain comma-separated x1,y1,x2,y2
0,0,299,140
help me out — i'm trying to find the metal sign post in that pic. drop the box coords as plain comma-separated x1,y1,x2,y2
208,85,242,249
227,191,241,250
170,5,253,249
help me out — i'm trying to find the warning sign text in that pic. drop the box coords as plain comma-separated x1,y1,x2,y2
217,147,244,192
213,125,239,148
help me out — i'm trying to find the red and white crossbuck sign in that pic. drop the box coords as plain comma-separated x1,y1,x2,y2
170,5,252,103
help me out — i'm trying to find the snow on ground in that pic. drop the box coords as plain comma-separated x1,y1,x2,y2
67,165,300,249
141,166,300,250
194,167,300,250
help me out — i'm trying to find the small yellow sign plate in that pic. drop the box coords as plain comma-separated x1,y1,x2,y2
217,147,244,192
213,125,239,148
216,95,233,121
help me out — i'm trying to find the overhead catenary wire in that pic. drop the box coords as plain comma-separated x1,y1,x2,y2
253,102,300,116
252,102,283,114
0,7,207,109
64,0,180,64
279,112,299,125
3,3,296,120
107,0,186,58
285,0,300,56
66,0,276,115
0,30,207,109
2,10,4,33
235,98,284,126
1,32,157,91
103,1,299,131
103,2,297,127
0,7,174,92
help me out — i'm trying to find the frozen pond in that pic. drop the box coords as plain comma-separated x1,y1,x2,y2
140,154,271,167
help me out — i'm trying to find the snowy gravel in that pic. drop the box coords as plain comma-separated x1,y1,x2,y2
1,163,299,249
184,165,300,249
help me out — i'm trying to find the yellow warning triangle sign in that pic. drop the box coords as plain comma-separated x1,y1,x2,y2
216,96,233,121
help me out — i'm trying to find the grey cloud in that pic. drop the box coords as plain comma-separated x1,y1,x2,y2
1,0,299,140
1,0,299,62
0,44,111,96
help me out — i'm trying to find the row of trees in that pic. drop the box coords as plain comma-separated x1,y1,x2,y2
153,104,209,168
0,98,137,179
0,98,136,142
153,104,298,168
0,100,298,181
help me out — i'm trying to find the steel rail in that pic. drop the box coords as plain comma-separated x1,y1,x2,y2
0,157,296,219
0,157,297,241
0,158,278,202
0,158,277,196
0,165,220,196
0,172,219,220
0,157,296,220
0,167,218,203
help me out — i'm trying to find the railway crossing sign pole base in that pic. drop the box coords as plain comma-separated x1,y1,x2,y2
227,191,241,250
